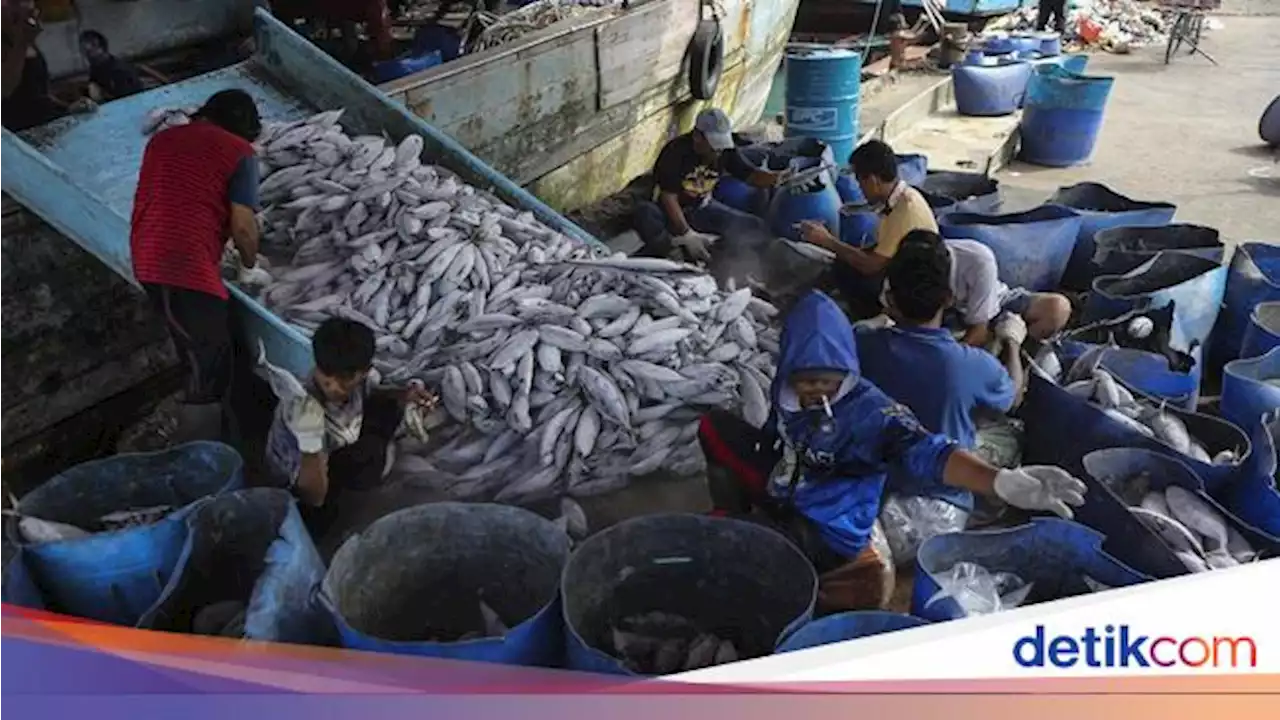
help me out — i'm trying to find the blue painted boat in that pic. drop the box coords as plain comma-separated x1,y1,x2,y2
847,0,1031,17
1,10,598,379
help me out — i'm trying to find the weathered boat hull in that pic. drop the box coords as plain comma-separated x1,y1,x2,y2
379,0,801,212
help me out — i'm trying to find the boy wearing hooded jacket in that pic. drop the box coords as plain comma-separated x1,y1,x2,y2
698,290,1086,611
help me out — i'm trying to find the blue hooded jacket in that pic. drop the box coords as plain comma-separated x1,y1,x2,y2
766,291,959,557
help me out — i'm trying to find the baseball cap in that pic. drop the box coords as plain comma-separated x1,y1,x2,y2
695,108,734,151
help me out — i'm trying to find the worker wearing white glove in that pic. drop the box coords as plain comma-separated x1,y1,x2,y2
671,230,717,264
992,466,1087,519
994,311,1028,347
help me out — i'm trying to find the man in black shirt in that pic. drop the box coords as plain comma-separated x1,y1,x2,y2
2,0,61,131
79,30,144,102
632,108,782,272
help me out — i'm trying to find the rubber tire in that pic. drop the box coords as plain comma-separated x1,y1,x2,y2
688,19,724,101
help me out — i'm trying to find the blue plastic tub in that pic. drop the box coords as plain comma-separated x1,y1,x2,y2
785,46,862,171
1020,373,1256,498
1221,347,1280,433
1091,223,1223,280
912,518,1150,622
776,612,929,653
7,442,244,626
1242,301,1280,359
1221,414,1280,536
372,50,442,84
562,514,817,675
835,172,865,204
1048,182,1178,290
319,503,571,666
1084,253,1227,358
712,146,771,214
1037,32,1063,57
1020,64,1115,167
1211,243,1280,376
769,158,843,242
938,205,1082,291
839,203,879,248
953,62,1034,117
1081,448,1278,578
917,171,1002,215
1058,339,1201,411
140,488,330,643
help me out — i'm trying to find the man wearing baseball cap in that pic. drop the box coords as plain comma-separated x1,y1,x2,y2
632,108,783,275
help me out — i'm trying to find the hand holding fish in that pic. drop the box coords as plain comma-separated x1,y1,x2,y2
405,379,439,410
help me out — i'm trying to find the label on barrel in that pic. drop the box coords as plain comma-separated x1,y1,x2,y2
786,107,839,133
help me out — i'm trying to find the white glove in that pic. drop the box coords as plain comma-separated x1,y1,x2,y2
993,466,1087,519
994,312,1028,346
854,314,895,331
238,264,273,287
672,230,717,263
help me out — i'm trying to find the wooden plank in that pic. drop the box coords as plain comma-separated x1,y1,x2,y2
596,0,701,109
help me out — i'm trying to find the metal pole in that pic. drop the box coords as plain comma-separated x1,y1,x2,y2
865,0,886,64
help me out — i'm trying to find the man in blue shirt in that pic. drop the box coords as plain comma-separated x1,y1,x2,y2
856,230,1027,562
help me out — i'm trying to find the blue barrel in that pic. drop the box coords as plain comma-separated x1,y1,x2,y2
1222,347,1280,433
1020,373,1254,497
318,503,571,666
776,612,929,653
1058,339,1201,411
835,172,865,204
712,146,770,215
953,62,1034,117
913,518,1150,622
1020,64,1115,167
1211,243,1280,376
140,488,330,644
1048,182,1178,290
1081,448,1278,578
982,35,1016,55
563,514,817,675
963,49,988,66
1262,95,1280,145
785,46,862,171
938,205,1082,291
917,171,1002,215
769,159,843,242
6,441,244,626
372,50,442,83
896,153,929,187
1037,32,1063,57
1091,224,1222,280
1242,301,1280,359
1084,253,1228,357
839,203,879,248
1221,414,1280,536
1010,33,1043,55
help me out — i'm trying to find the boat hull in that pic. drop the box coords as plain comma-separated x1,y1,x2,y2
379,0,801,212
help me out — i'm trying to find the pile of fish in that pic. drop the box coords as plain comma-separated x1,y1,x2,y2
607,611,739,675
243,109,781,504
1109,474,1260,573
1057,354,1238,466
6,505,175,544
192,600,247,638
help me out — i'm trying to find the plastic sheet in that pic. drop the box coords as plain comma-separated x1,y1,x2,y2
141,488,330,644
319,502,571,666
6,442,244,626
916,171,1002,215
879,495,969,568
562,514,817,675
974,412,1024,468
1221,348,1280,433
1048,182,1178,290
1242,301,1280,360
925,562,1033,616
775,612,929,653
1081,448,1278,579
1084,253,1227,358
953,62,1035,117
1091,224,1222,279
912,518,1150,622
1211,243,1280,376
939,205,1082,291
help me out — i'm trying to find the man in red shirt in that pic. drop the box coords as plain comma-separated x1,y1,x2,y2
130,89,268,441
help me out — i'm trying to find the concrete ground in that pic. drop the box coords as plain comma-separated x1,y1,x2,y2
999,10,1280,242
